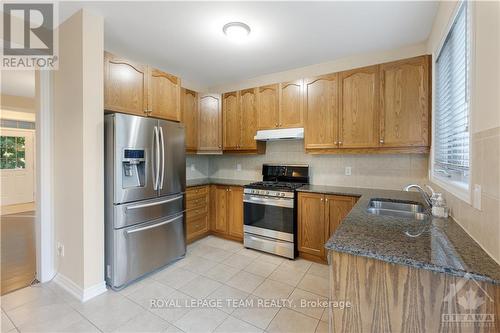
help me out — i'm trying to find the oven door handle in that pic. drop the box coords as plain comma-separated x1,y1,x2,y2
243,195,294,208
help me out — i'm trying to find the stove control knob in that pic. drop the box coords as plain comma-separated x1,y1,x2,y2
265,191,269,195
281,193,285,197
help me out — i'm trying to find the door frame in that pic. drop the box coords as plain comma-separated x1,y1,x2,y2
35,70,55,282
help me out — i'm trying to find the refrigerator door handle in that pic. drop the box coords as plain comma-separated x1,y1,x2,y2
125,195,183,211
125,214,183,234
153,126,160,190
159,126,165,190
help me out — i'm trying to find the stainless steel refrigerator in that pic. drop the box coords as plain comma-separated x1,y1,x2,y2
104,113,186,290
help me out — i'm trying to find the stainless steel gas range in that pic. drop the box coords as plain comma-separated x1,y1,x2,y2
243,164,309,259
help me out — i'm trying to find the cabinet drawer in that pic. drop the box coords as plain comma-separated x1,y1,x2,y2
186,196,208,210
187,214,209,239
186,206,208,219
186,186,209,200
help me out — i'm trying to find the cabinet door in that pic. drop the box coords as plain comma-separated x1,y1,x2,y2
325,195,356,240
181,88,198,151
297,192,326,258
257,84,279,129
227,186,244,239
239,88,258,150
223,92,241,150
214,186,228,233
380,56,430,147
104,52,148,116
280,79,303,128
304,74,339,149
150,68,181,121
199,94,222,151
340,65,379,148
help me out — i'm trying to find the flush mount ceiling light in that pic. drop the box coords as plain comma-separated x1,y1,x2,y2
222,22,251,42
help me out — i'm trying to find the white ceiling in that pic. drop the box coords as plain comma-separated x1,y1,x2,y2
1,70,36,98
62,1,438,89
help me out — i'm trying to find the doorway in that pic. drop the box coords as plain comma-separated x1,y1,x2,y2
0,70,38,295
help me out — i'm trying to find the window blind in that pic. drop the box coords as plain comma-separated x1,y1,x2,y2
434,1,470,185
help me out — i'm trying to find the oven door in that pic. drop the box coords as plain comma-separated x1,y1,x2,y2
243,193,294,241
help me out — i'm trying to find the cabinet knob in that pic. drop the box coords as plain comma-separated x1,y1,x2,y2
338,141,342,145
325,198,328,202
380,139,384,144
279,123,282,127
275,123,279,127
320,198,323,201
334,141,338,145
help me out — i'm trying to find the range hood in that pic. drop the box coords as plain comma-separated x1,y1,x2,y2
254,127,304,141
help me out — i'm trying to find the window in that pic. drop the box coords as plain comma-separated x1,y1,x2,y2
434,1,471,193
0,136,26,169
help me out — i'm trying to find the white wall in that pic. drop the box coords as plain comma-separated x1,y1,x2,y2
427,1,500,263
53,9,105,298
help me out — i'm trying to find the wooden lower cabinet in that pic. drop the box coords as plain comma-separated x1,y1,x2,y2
209,185,244,241
186,186,209,243
298,192,357,262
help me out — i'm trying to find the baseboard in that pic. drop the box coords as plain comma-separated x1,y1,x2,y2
54,274,107,302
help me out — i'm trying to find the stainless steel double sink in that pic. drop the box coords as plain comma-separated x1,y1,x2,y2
367,199,428,220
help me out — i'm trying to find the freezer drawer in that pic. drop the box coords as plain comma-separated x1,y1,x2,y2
113,194,184,229
108,212,186,289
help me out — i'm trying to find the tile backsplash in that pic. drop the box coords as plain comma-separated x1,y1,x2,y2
187,140,429,191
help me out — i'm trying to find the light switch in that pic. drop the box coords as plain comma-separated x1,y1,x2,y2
473,184,482,210
345,166,352,176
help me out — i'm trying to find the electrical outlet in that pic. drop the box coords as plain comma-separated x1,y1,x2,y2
57,242,65,257
236,164,242,171
345,166,352,176
190,164,195,172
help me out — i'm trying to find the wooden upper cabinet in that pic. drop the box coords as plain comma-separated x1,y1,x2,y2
325,195,356,239
380,56,430,147
298,192,326,258
339,65,380,148
181,88,198,151
104,52,148,116
227,186,244,239
150,68,181,121
257,84,280,129
304,74,339,149
280,79,303,128
223,91,241,150
199,94,222,151
239,88,258,150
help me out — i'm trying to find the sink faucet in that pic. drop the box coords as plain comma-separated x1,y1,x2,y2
403,184,434,207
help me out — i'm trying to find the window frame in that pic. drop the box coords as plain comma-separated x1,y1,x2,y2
430,0,474,203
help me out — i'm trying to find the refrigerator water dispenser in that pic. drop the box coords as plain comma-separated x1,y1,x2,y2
122,149,145,188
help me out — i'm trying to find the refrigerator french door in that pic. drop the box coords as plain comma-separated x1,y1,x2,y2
105,113,186,290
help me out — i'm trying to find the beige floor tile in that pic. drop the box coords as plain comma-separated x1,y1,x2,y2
18,310,98,333
268,266,307,287
315,320,329,333
148,290,194,324
267,308,319,333
222,253,256,270
118,277,155,297
287,288,326,320
297,274,329,297
202,263,240,283
112,311,170,332
279,258,312,273
306,263,329,279
244,261,278,278
154,268,199,289
320,307,328,322
226,271,265,293
205,237,243,252
198,247,233,263
126,280,176,309
206,285,249,314
252,280,294,300
257,253,286,266
1,310,15,332
178,275,222,299
1,285,59,311
214,316,263,333
174,308,228,333
7,301,74,329
231,297,280,330
178,255,219,274
237,248,263,259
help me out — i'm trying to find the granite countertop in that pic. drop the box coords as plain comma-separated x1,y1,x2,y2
186,178,253,187
297,185,500,285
